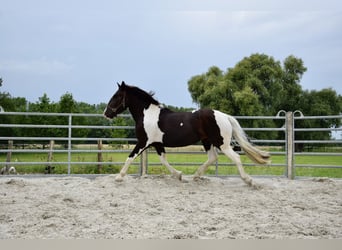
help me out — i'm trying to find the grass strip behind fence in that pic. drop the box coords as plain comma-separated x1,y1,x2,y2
1,149,341,178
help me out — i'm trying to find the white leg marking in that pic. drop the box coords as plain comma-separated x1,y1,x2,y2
221,145,253,186
115,155,136,182
159,153,182,180
194,145,218,179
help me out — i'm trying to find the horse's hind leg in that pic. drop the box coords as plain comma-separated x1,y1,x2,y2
221,145,253,186
193,145,218,180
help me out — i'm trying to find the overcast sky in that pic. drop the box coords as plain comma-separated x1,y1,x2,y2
1,0,341,109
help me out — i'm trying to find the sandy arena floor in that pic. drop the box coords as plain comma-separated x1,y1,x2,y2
0,175,341,239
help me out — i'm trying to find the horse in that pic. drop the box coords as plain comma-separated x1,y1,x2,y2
104,81,270,186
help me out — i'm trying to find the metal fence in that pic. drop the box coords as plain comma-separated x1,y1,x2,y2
291,111,342,178
0,111,341,178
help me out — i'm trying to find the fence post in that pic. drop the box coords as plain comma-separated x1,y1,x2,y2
6,140,13,170
285,112,295,179
97,140,103,173
68,114,72,175
140,150,148,176
46,140,54,174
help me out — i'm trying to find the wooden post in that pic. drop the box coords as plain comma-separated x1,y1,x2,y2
45,140,55,174
140,150,148,176
5,140,13,170
47,140,54,162
97,140,103,173
286,112,295,179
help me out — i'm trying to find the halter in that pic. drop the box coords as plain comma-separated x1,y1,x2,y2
108,91,126,113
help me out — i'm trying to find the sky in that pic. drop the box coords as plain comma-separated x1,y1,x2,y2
1,0,342,109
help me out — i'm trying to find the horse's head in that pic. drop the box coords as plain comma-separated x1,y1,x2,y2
103,81,128,119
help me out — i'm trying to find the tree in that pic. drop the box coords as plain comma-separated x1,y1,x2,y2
294,88,342,151
58,92,76,113
188,66,227,111
0,92,22,138
188,54,306,115
0,79,28,139
0,79,27,112
187,54,292,139
187,53,341,142
3,96,28,138
25,94,58,146
28,93,57,113
58,92,92,140
233,86,262,116
278,55,307,112
225,54,285,115
188,53,307,116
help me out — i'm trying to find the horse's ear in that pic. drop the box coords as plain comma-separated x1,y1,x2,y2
117,81,127,90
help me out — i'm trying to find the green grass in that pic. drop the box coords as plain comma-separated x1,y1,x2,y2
1,148,342,178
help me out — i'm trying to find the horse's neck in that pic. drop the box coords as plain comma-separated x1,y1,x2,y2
128,102,160,123
128,105,142,123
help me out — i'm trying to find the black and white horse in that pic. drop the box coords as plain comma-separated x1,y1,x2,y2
104,82,270,186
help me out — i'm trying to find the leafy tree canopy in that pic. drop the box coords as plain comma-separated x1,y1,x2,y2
188,53,308,116
188,53,341,141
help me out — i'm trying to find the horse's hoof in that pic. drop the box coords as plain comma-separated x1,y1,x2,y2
252,183,263,190
172,171,182,181
193,176,201,181
115,175,124,182
243,177,261,189
193,176,209,182
250,181,263,190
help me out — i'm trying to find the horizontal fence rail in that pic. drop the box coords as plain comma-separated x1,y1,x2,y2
0,111,341,178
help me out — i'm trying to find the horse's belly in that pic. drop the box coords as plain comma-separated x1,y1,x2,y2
162,130,200,147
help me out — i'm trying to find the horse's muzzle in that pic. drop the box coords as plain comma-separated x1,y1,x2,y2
103,107,116,120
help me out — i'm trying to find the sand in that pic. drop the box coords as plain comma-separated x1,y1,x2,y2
0,175,341,239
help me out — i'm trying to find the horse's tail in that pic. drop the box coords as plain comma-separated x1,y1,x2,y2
227,115,271,165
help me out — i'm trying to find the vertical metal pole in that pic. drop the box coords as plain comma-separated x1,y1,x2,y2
68,115,72,175
285,112,294,179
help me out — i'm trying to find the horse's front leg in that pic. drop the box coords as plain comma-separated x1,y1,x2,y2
115,144,144,182
160,153,182,180
154,144,182,181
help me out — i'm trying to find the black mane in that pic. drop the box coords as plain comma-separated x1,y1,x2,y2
126,85,160,106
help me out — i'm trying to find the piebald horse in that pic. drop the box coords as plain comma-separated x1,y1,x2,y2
104,82,270,186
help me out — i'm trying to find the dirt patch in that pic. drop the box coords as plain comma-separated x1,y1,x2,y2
0,175,341,239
